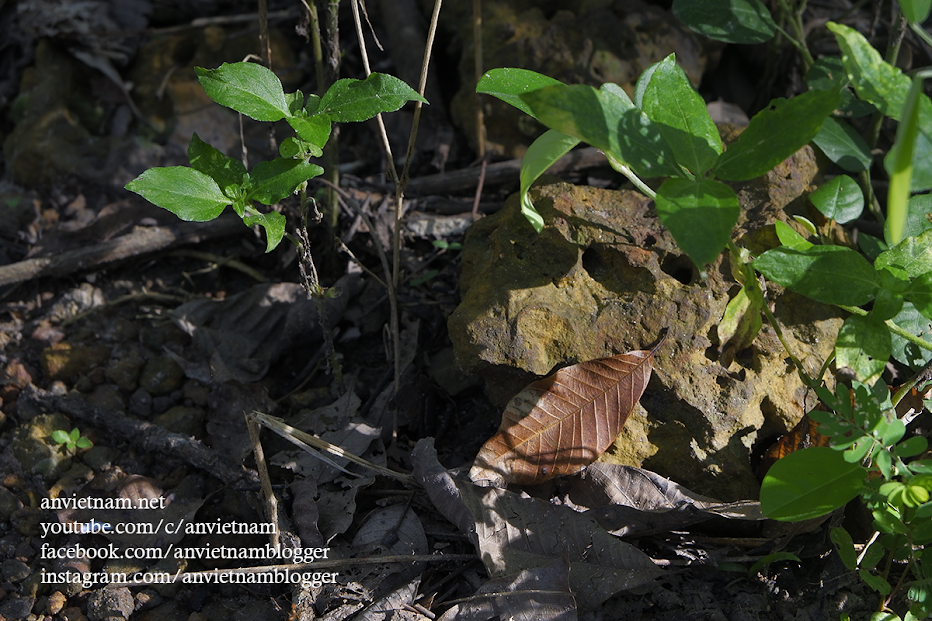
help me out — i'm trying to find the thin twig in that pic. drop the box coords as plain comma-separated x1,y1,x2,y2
249,411,416,485
245,412,280,550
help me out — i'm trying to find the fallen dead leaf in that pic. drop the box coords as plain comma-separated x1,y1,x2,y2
470,335,664,487
414,438,662,610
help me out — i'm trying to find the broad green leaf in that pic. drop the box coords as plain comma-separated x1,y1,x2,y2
905,273,932,320
900,194,932,239
75,436,93,449
901,0,932,24
518,129,580,233
248,158,324,205
244,210,286,252
285,90,305,116
760,447,867,521
774,220,812,250
859,233,888,261
51,430,70,444
828,22,932,192
476,68,564,120
126,167,229,222
830,527,857,570
655,178,739,267
522,84,681,179
187,133,247,195
752,245,879,306
809,174,864,223
286,115,329,155
895,436,928,458
875,228,932,278
871,287,904,320
279,137,318,159
318,73,427,123
672,0,776,44
836,314,891,384
196,62,290,122
812,117,872,172
714,88,841,181
806,56,876,117
640,54,722,176
717,281,763,350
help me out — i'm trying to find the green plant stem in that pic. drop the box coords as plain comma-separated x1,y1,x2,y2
890,356,932,408
911,22,932,50
838,304,932,354
605,153,656,199
774,0,815,71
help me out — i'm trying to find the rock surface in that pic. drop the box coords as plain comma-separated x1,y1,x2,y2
448,144,842,500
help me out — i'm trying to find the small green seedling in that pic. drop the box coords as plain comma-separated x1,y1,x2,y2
52,428,93,452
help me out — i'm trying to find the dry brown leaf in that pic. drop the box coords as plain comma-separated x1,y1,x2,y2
470,335,664,487
561,463,764,537
437,559,576,621
413,439,662,610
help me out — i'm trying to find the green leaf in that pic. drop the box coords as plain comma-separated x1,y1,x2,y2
519,129,580,233
806,56,876,117
655,178,739,267
895,435,928,457
522,84,681,178
905,273,932,319
285,90,305,116
285,116,329,155
51,430,70,444
828,22,932,192
672,0,776,44
717,280,763,350
75,437,93,449
774,220,813,250
752,245,879,306
901,0,932,24
248,158,324,205
279,137,319,159
859,233,888,261
476,68,564,120
187,133,247,195
640,54,722,176
318,73,427,123
890,302,932,368
195,62,290,122
835,314,892,385
714,88,841,181
760,447,867,521
900,194,932,239
812,117,872,172
875,229,932,278
809,175,864,223
68,428,79,441
126,167,229,222
244,210,286,252
830,527,858,570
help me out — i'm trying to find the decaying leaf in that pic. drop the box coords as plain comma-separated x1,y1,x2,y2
352,504,428,556
756,411,831,480
561,463,764,537
437,559,576,621
414,439,662,610
470,336,664,487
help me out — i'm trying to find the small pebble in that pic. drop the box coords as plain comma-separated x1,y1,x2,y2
129,388,152,417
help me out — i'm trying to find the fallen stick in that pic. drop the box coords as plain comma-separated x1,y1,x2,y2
0,215,246,287
23,386,259,488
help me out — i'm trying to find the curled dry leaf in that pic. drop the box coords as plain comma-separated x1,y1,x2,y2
470,334,665,487
413,439,662,610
